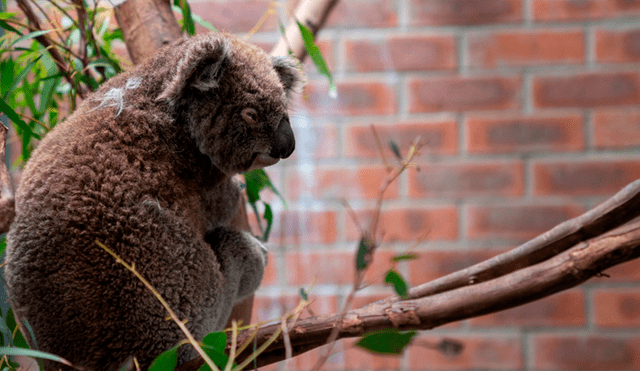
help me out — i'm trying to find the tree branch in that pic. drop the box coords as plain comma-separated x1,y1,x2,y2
113,0,182,64
270,0,339,59
231,214,640,368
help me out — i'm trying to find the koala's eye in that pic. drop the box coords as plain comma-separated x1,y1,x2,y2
241,108,259,126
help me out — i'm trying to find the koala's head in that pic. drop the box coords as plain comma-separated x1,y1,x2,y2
156,33,303,175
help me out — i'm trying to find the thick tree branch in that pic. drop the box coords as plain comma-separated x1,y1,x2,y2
270,0,339,59
113,0,182,64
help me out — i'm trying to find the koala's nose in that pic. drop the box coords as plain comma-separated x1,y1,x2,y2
270,117,295,159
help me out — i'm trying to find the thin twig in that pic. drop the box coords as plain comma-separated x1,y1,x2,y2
370,125,391,171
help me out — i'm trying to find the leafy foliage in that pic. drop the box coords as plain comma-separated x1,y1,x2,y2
0,0,125,163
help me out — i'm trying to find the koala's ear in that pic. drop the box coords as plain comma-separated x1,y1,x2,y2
157,36,231,103
271,56,304,97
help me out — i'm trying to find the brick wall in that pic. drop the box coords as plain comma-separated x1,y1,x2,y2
186,0,640,369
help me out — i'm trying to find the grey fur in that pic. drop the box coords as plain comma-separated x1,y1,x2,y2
5,32,302,370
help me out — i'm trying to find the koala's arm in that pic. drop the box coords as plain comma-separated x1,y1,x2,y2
204,226,266,301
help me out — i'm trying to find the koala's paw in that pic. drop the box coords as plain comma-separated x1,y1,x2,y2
242,231,268,267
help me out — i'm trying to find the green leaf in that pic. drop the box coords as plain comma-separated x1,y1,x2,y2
243,169,283,204
103,29,123,43
148,344,179,371
202,331,226,351
191,12,216,32
0,97,39,140
262,202,273,242
3,58,40,100
5,308,28,349
299,288,308,301
385,270,409,299
389,140,402,160
0,59,13,98
355,329,417,355
172,0,195,35
0,20,20,34
198,345,232,371
296,20,336,98
355,237,373,271
38,53,60,116
0,347,71,365
0,12,16,20
11,30,54,46
391,253,418,262
199,331,232,371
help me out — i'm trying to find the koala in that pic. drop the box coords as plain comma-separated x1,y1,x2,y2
4,32,301,370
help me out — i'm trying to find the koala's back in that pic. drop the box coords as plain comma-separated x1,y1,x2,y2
5,76,224,369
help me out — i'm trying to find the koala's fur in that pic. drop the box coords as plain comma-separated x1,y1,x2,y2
5,32,301,370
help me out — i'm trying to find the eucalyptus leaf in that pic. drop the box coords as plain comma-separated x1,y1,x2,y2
296,20,336,98
355,237,373,270
148,345,179,371
0,347,72,365
11,30,54,47
391,253,418,262
385,269,409,299
0,97,39,140
389,140,402,160
355,329,417,355
262,202,273,242
202,331,226,351
5,308,28,349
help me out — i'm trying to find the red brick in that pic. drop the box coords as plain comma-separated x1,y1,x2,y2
533,72,640,108
594,110,640,149
533,335,640,370
534,0,640,22
409,0,522,26
343,340,403,370
190,1,275,33
344,120,458,159
597,258,640,282
270,211,337,245
286,166,399,201
470,290,585,327
467,204,584,240
466,114,584,153
407,335,523,370
468,29,584,68
325,0,397,29
260,251,278,287
594,289,640,328
596,28,640,63
345,207,458,242
302,80,397,116
344,35,456,72
408,249,505,284
251,294,339,324
408,161,525,198
409,76,521,113
534,160,640,196
285,250,397,285
289,125,338,160
289,344,345,371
